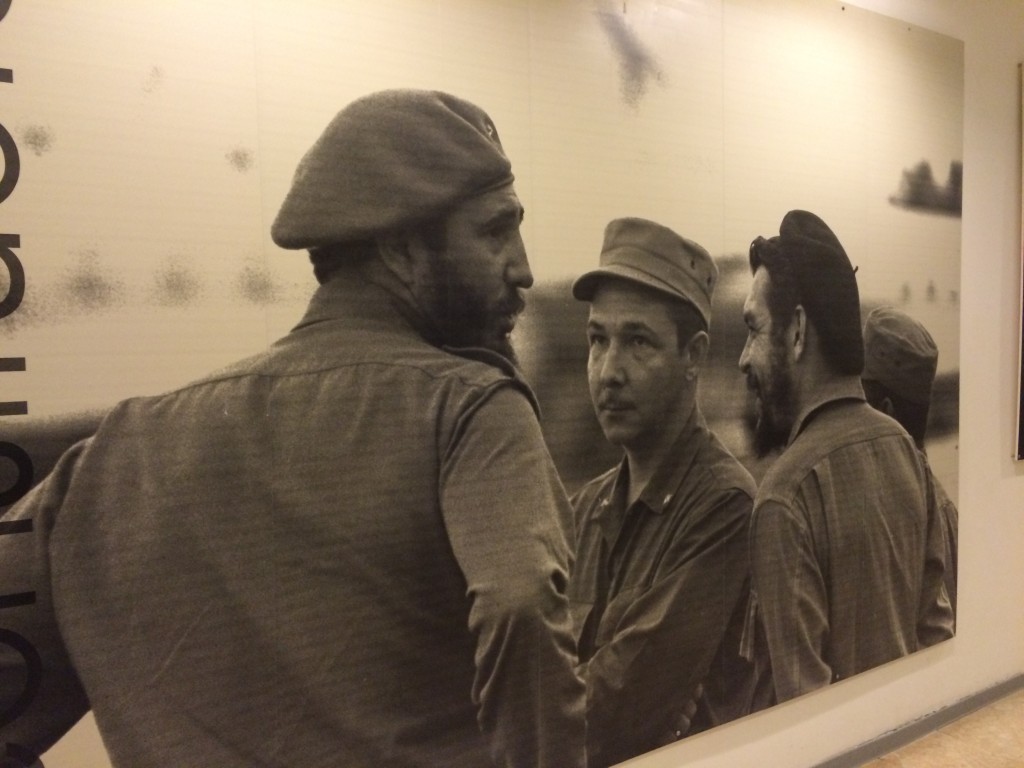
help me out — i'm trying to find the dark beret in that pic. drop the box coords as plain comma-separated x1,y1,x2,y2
572,217,717,328
863,306,938,404
750,210,863,375
271,89,514,249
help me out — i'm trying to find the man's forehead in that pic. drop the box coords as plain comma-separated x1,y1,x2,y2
744,267,771,315
588,281,676,326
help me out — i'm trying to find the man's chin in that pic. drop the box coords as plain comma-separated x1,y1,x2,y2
596,414,640,449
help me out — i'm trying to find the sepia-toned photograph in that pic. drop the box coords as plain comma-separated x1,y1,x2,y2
1,1,961,766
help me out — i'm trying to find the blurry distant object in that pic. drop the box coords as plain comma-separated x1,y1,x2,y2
889,160,962,216
517,281,617,494
592,0,664,109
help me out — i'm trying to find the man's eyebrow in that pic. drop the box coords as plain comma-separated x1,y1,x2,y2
586,318,656,335
619,320,656,335
486,202,524,227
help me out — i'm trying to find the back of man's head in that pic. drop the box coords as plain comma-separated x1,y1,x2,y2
749,210,863,375
862,306,938,445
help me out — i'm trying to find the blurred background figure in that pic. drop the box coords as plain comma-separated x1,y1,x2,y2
862,305,958,621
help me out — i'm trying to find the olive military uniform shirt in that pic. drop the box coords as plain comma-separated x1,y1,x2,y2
568,407,761,768
748,379,954,703
924,456,958,622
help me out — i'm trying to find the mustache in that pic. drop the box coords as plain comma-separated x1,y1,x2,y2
596,393,634,410
499,290,527,317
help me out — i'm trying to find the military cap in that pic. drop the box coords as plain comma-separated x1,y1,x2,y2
572,217,718,328
749,210,863,375
862,306,938,404
271,89,513,249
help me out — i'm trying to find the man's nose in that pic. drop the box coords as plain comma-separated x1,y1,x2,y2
506,233,534,289
599,343,626,385
738,337,751,373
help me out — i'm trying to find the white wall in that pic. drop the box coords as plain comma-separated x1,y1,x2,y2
627,1,1024,765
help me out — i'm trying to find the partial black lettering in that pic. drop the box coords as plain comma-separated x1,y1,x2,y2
0,234,24,318
0,443,32,507
0,124,19,205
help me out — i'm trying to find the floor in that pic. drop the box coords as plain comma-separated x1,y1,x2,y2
861,686,1024,767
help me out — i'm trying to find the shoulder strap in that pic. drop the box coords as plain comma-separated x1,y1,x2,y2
443,345,542,418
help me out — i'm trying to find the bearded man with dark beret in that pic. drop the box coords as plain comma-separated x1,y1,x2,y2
738,210,953,703
0,90,585,767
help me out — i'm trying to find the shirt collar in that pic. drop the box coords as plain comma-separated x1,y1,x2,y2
595,406,706,527
635,405,706,514
787,376,865,446
293,262,437,344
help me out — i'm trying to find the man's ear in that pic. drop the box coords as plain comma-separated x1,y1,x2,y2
376,232,433,288
375,235,415,287
683,330,710,381
791,304,808,362
880,396,896,418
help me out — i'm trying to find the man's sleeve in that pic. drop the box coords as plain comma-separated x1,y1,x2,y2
0,441,90,756
580,491,751,767
440,384,586,768
749,498,832,702
917,466,955,647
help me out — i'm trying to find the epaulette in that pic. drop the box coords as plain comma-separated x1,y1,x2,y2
443,345,542,418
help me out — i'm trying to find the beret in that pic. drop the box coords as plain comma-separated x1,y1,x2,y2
572,217,717,328
750,210,863,375
862,306,938,404
271,89,514,249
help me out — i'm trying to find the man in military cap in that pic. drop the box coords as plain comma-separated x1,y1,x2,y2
0,90,585,768
862,306,958,620
739,210,953,703
568,217,763,767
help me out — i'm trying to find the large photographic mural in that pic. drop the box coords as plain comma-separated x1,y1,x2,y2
0,1,961,765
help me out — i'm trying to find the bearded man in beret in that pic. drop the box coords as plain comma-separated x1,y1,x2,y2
0,90,585,768
738,210,953,704
862,306,958,621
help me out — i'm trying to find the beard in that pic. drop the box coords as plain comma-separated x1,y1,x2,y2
422,258,526,366
748,337,796,458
